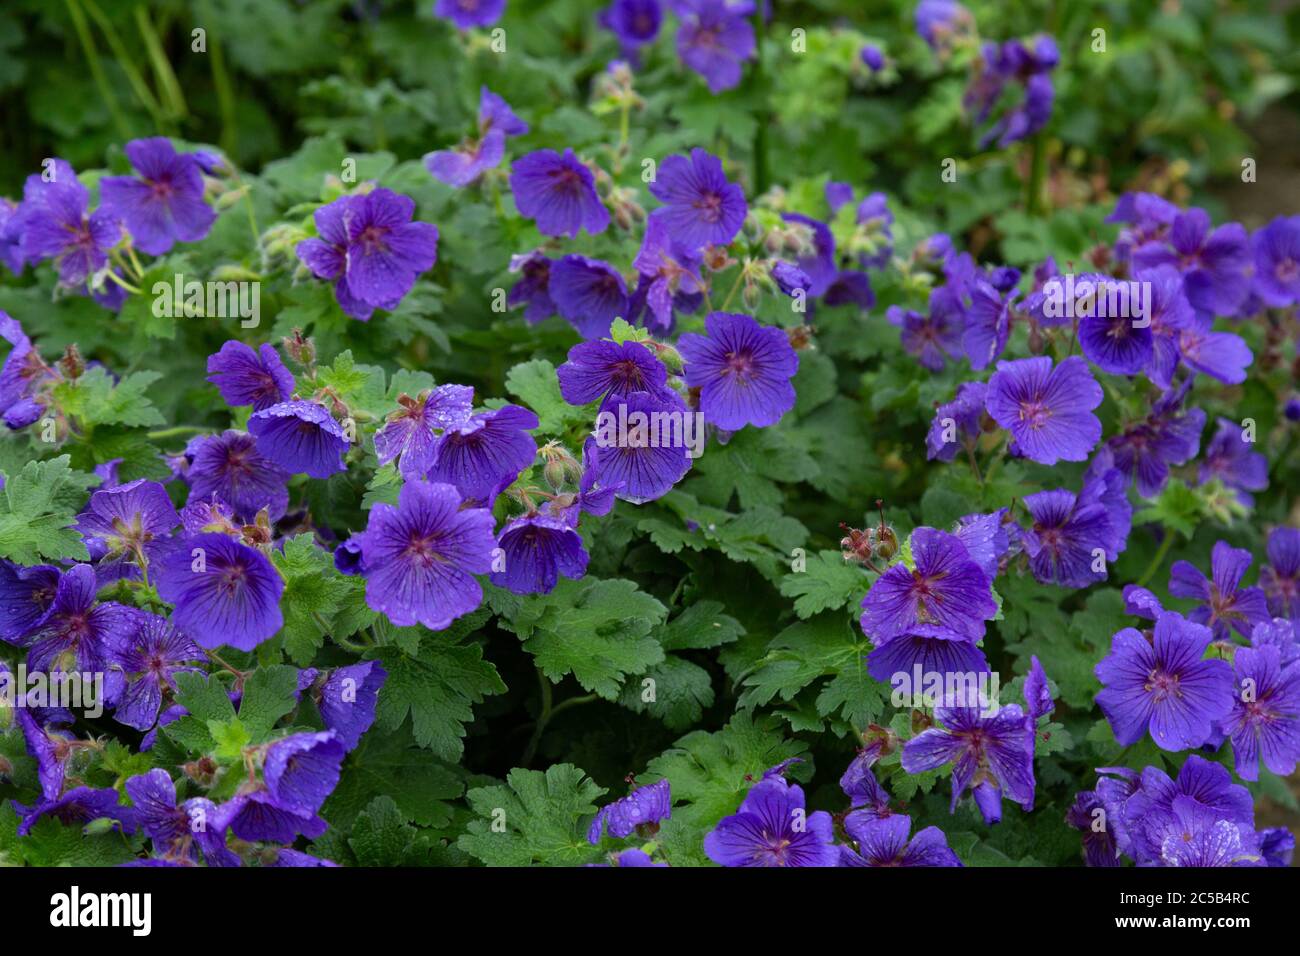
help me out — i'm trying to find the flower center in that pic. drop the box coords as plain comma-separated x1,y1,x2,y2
724,350,753,378
1018,400,1051,429
694,192,723,223
1144,668,1181,701
1276,258,1298,283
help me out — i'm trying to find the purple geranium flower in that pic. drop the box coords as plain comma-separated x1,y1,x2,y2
126,769,238,867
14,786,133,837
206,341,295,412
217,786,327,845
13,159,120,287
703,776,837,867
489,512,589,595
926,381,986,462
952,509,1010,581
1177,312,1253,385
25,564,135,700
1095,611,1234,751
373,384,474,477
1023,654,1054,720
1169,540,1270,641
1106,379,1204,498
110,613,204,732
985,355,1102,465
1251,215,1300,307
0,559,61,644
588,391,693,503
509,149,609,238
859,527,996,642
549,255,630,339
865,630,989,686
901,703,1035,825
0,197,25,274
99,138,216,256
888,289,963,372
74,479,179,580
1075,276,1154,375
631,215,705,332
557,339,669,407
916,0,973,49
248,400,350,479
426,403,539,507
678,311,798,430
154,533,284,651
352,479,497,630
647,148,746,249
1131,207,1252,317
840,814,962,867
425,87,527,188
1066,790,1121,866
1222,645,1300,782
1020,486,1117,589
1198,417,1268,506
264,731,346,816
587,778,671,843
315,661,387,751
1261,527,1300,620
961,281,1013,370
674,0,756,94
187,430,291,522
507,251,556,324
600,0,663,55
433,0,505,28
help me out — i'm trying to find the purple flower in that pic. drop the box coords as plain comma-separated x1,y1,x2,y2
248,400,350,479
1066,790,1120,866
1198,417,1267,506
265,848,338,867
1222,646,1300,782
678,311,798,430
925,379,982,463
1260,828,1295,868
1143,796,1262,867
0,197,25,274
1250,617,1300,668
14,786,133,837
1251,216,1300,307
16,707,75,799
865,630,989,685
426,403,539,507
1169,541,1270,641
352,480,497,630
557,339,669,407
218,788,326,844
985,356,1102,465
0,559,60,644
489,512,589,595
647,148,746,249
425,87,528,188
952,509,1010,580
888,289,962,372
915,0,973,49
1095,611,1234,751
433,0,505,28
901,703,1035,825
860,44,884,72
1261,527,1300,620
507,251,556,324
780,213,837,298
588,391,694,503
1131,207,1252,317
1106,380,1204,497
1020,482,1122,589
1177,313,1253,385
1023,655,1054,720
187,430,291,522
674,0,756,94
587,778,671,843
841,814,962,867
99,138,216,256
961,280,1013,370
13,159,120,286
509,149,609,238
74,479,179,579
25,564,135,699
859,527,996,642
1108,192,1179,265
206,341,295,412
703,776,837,867
1074,276,1154,375
109,613,204,732
1110,760,1256,866
600,0,662,53
316,661,387,750
125,769,237,867
549,255,630,339
264,731,346,816
154,533,284,651
631,215,705,332
373,384,474,477
296,190,438,321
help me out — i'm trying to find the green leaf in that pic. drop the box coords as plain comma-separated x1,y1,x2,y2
617,655,715,730
371,636,506,761
655,600,744,651
323,727,464,830
779,549,869,619
0,455,95,563
510,578,667,700
272,534,346,665
1132,479,1204,538
52,368,166,428
504,358,592,433
237,664,302,741
459,764,606,867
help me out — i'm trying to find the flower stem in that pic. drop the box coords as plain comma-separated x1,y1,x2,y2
1136,531,1177,588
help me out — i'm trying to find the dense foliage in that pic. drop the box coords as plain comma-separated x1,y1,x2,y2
0,0,1298,868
